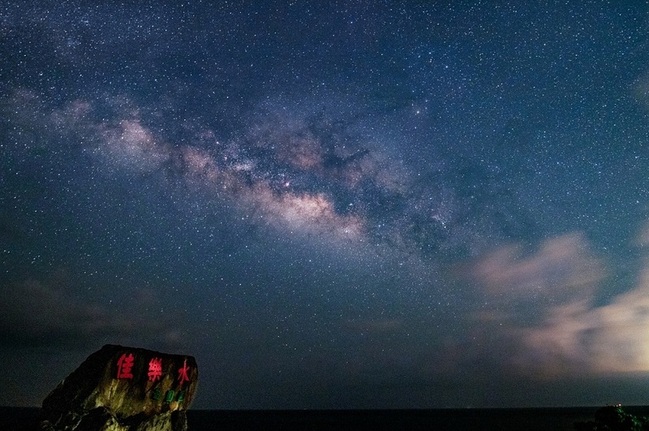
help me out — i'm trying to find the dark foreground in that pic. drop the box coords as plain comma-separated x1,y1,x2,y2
4,406,649,431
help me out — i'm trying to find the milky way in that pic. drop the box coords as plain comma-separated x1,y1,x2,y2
3,1,649,409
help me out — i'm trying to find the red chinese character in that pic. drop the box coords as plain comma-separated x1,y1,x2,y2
177,358,190,385
148,357,163,382
116,353,134,379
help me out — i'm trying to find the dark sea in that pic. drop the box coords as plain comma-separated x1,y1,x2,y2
4,406,649,430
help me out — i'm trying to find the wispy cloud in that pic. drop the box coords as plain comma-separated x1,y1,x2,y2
470,229,649,377
0,275,183,351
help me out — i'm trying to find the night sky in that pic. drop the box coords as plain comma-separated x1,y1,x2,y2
3,1,649,409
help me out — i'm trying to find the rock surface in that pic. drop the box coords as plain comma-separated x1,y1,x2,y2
40,344,198,431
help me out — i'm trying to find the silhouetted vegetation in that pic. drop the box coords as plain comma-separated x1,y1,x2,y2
575,405,649,431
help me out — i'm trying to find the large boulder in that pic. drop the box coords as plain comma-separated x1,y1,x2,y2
40,344,198,431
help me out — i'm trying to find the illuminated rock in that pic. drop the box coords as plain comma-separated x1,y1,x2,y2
39,344,198,431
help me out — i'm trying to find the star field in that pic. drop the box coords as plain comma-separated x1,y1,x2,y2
2,1,649,409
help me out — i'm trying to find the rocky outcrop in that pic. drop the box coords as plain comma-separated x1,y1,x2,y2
40,344,198,431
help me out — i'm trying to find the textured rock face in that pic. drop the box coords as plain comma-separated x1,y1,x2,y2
40,344,197,431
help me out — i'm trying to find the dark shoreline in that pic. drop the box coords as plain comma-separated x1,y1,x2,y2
187,407,598,431
4,406,648,431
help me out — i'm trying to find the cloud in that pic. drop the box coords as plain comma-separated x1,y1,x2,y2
524,262,649,375
469,229,649,377
0,276,182,350
590,279,649,372
471,232,604,304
